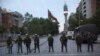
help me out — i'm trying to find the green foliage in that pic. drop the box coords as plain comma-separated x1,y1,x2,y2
24,12,33,22
10,25,20,34
19,26,26,35
68,12,87,31
23,12,59,35
68,8,100,31
15,26,20,34
27,17,59,35
87,8,100,28
68,13,78,30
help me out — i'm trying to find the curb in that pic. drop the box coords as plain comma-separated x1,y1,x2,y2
0,45,6,47
0,42,6,47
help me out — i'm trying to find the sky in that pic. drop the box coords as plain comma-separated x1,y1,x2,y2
0,0,81,32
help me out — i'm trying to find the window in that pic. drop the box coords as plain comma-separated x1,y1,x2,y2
83,2,86,5
84,14,86,17
83,10,86,13
83,6,86,9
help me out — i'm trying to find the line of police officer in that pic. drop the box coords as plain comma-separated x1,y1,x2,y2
6,32,94,54
75,32,94,52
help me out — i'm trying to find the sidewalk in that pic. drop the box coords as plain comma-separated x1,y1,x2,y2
0,41,6,47
0,40,16,47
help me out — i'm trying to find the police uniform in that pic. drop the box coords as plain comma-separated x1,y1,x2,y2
7,37,13,54
34,35,40,53
60,33,68,52
87,33,94,52
16,36,23,53
75,35,82,52
24,36,31,54
48,35,54,52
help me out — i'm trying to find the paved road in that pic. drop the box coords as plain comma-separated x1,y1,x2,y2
0,35,100,56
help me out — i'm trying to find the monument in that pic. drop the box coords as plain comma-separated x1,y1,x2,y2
63,3,68,33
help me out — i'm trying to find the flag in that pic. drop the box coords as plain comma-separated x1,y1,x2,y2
48,10,57,21
48,10,59,24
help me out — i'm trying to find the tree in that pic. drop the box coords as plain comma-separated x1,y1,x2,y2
86,8,100,29
68,13,79,30
19,26,26,35
68,12,87,31
23,12,59,35
27,17,59,35
24,12,33,23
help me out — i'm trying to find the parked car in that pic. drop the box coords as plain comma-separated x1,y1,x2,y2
67,31,74,39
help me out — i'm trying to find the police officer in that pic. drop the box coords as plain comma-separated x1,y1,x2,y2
16,35,23,53
7,36,13,54
75,34,82,52
87,32,94,52
48,34,54,52
60,32,68,52
24,35,31,54
34,34,40,53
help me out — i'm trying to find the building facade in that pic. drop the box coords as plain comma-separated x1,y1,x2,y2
0,8,2,26
77,0,100,18
2,9,10,33
9,11,24,28
0,8,24,39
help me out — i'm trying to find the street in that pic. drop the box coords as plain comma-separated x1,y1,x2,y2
0,35,100,56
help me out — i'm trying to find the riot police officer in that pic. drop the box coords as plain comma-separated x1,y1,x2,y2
34,34,40,53
60,33,68,52
75,34,83,52
7,36,13,54
48,34,54,52
87,32,94,52
24,35,31,54
16,35,23,53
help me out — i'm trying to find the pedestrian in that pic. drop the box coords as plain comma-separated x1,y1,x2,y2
87,32,94,52
60,32,68,52
48,34,54,52
7,36,13,54
24,35,31,54
75,34,83,52
15,35,23,53
34,34,40,53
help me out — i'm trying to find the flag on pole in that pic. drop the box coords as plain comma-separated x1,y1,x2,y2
48,10,57,21
48,10,59,24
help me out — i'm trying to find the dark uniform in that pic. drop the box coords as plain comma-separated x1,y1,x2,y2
75,35,82,52
7,36,13,54
16,36,23,53
34,34,40,53
24,35,31,54
87,33,94,52
48,35,54,52
60,33,68,52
